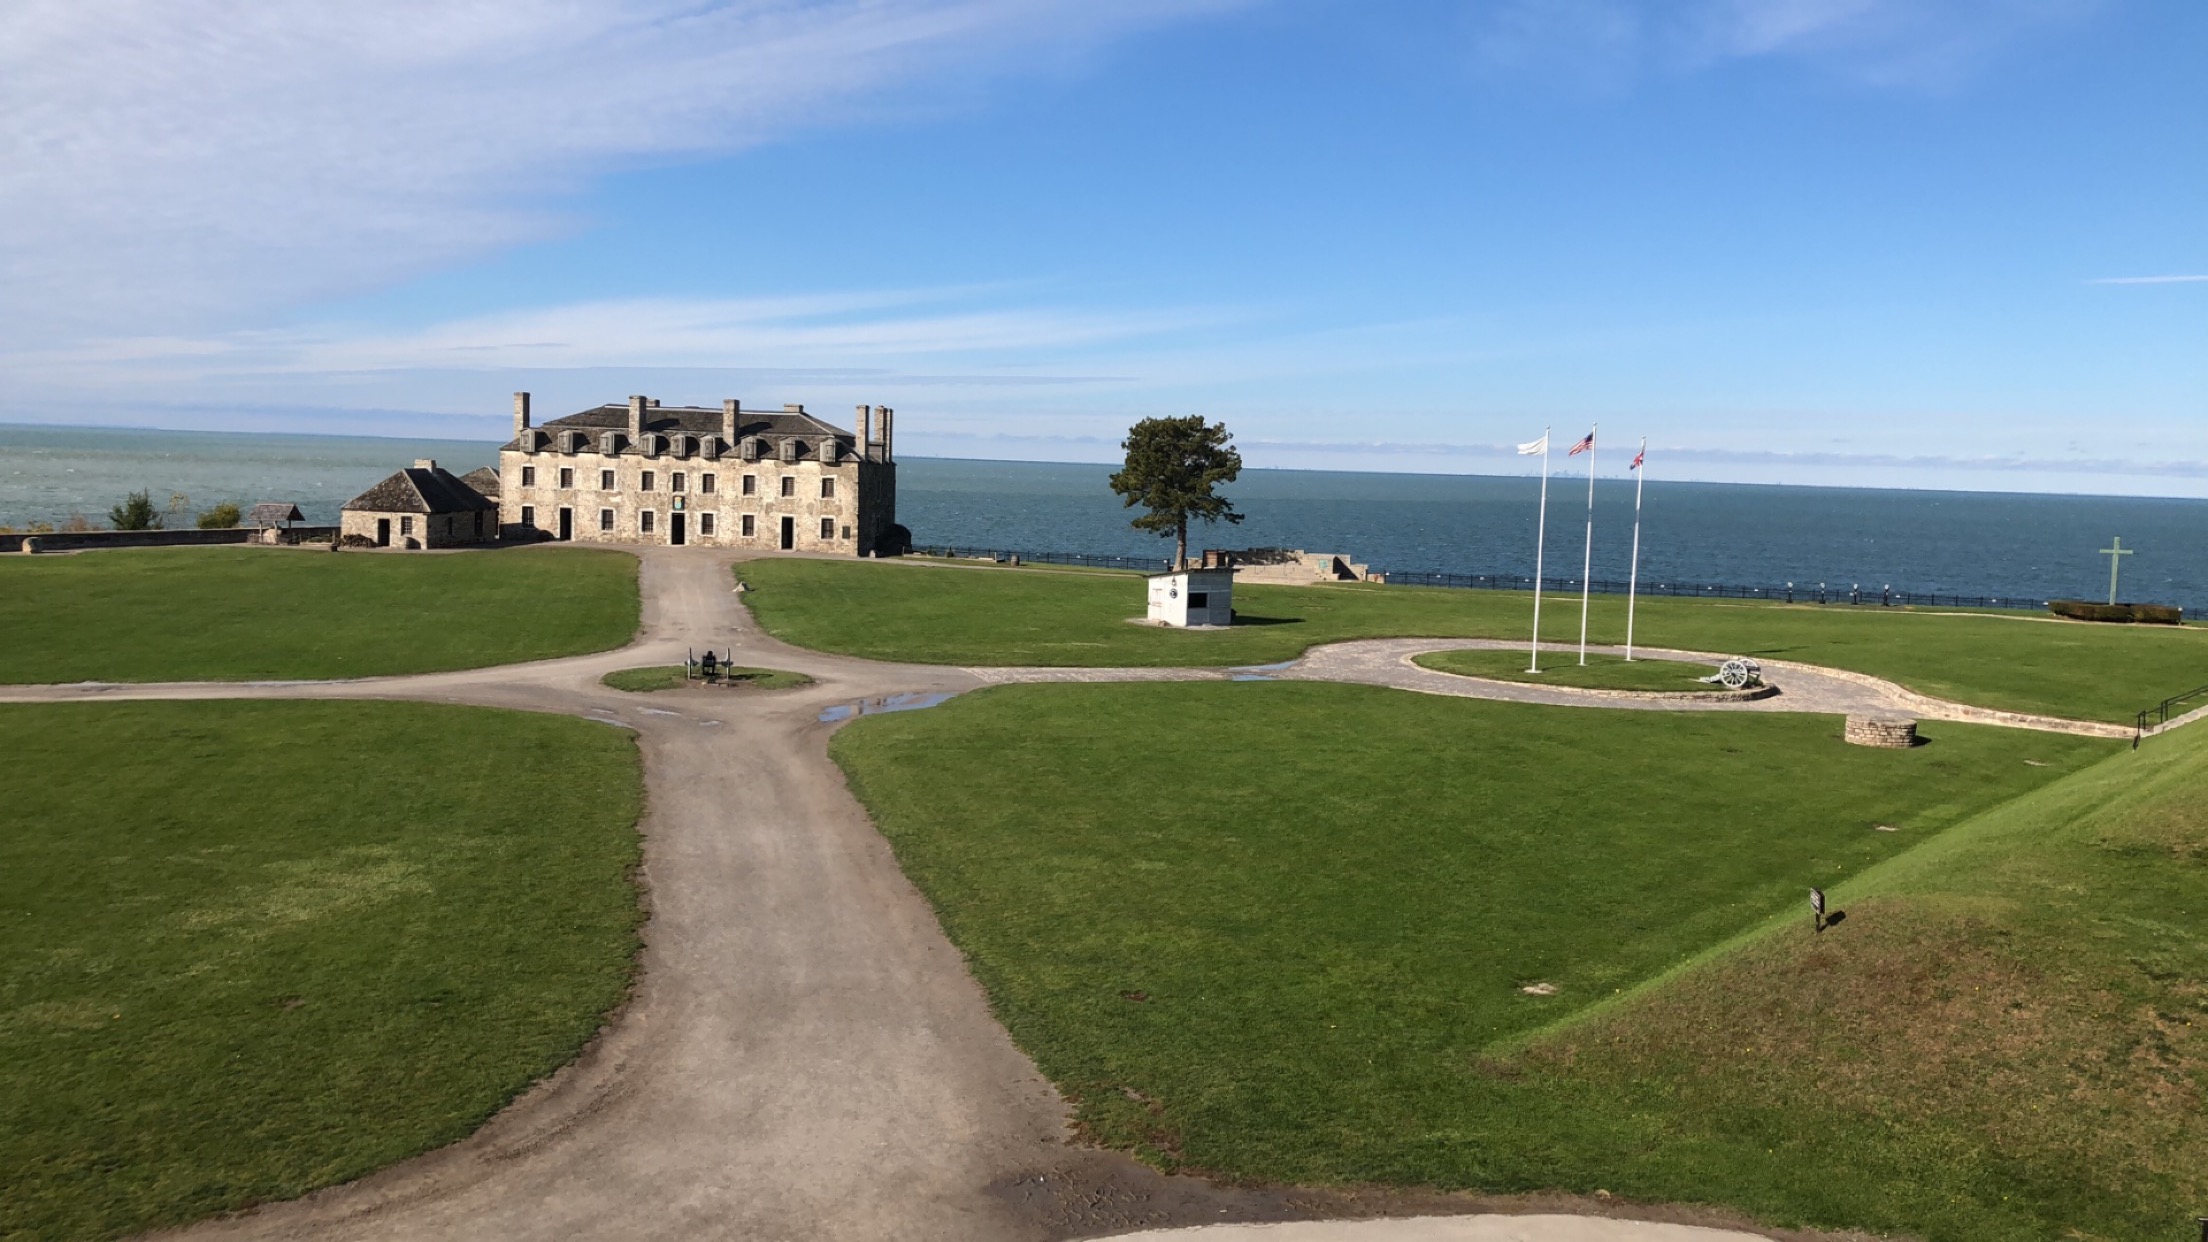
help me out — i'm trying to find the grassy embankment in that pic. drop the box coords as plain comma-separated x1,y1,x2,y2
1520,713,2208,1241
601,664,811,692
739,558,2208,723
1413,648,1723,692
0,702,645,1241
832,681,2207,1240
0,546,640,683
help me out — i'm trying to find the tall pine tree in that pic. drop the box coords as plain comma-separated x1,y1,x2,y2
1108,416,1243,568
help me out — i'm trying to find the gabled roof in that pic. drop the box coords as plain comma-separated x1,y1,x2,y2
503,403,857,454
459,467,500,499
342,466,498,515
247,502,305,526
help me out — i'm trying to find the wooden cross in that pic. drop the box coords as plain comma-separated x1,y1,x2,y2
2100,537,2134,606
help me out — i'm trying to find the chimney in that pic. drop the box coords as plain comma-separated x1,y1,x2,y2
880,406,894,462
783,403,805,414
722,398,740,445
512,392,531,436
413,459,437,471
628,395,647,438
856,405,873,459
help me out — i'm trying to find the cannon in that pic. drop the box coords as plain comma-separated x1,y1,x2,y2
1699,657,1764,690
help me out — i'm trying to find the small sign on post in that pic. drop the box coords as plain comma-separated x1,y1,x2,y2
1810,887,1826,934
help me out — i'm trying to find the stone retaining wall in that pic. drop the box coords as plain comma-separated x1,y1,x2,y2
4,527,338,554
1844,715,1919,747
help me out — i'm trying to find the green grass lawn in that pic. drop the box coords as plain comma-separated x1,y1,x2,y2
1524,713,2208,1241
601,664,811,692
1414,648,1723,692
0,701,644,1241
0,547,640,683
739,558,2208,721
831,681,2124,1238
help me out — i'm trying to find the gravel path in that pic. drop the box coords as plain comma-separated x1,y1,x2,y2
966,638,2135,740
4,551,1954,1241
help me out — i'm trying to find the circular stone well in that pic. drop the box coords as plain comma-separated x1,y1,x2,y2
1844,715,1919,748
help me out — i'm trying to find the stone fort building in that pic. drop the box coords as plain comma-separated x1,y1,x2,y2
499,393,899,556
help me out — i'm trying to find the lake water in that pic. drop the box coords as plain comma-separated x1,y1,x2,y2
5,424,2205,611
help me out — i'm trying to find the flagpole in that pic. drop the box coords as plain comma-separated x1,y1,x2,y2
1578,424,1596,666
1528,426,1550,673
1625,437,1646,661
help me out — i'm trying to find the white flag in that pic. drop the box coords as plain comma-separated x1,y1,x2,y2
1517,434,1549,455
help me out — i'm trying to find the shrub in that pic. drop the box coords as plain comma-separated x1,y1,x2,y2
2048,599,2184,625
197,503,242,530
338,533,378,549
109,491,161,531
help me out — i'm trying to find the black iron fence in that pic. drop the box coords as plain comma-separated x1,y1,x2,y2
2136,683,2208,749
1379,571,2059,613
907,544,1172,573
904,541,2196,622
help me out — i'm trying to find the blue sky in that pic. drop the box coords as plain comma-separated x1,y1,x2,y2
4,0,2202,493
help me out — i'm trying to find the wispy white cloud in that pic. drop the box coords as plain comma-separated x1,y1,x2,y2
0,0,1242,341
1468,0,2104,90
2087,275,2208,285
2,288,1232,393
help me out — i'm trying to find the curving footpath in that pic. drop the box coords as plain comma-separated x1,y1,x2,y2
8,547,2113,1241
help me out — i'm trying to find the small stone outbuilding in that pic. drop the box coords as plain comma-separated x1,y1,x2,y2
340,460,498,549
1147,567,1235,628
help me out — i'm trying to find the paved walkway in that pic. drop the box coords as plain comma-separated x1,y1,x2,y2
965,637,2134,740
6,549,2002,1241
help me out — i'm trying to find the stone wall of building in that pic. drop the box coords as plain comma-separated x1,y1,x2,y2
498,446,889,555
337,510,491,549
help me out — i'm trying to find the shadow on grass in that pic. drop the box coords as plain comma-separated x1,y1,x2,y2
1229,615,1304,628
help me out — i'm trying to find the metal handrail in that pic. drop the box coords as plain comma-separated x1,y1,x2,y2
2135,683,2208,749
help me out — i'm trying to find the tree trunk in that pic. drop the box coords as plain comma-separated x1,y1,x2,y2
1175,515,1187,570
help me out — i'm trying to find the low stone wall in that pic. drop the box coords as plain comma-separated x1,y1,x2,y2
1844,715,1919,748
4,527,338,554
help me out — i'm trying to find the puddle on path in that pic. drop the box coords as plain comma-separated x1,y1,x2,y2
1228,661,1295,682
818,691,957,723
585,715,628,728
639,707,683,717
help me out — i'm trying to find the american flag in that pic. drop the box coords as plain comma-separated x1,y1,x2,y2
1567,432,1594,456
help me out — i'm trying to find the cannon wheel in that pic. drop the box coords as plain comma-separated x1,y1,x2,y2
1719,660,1752,690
